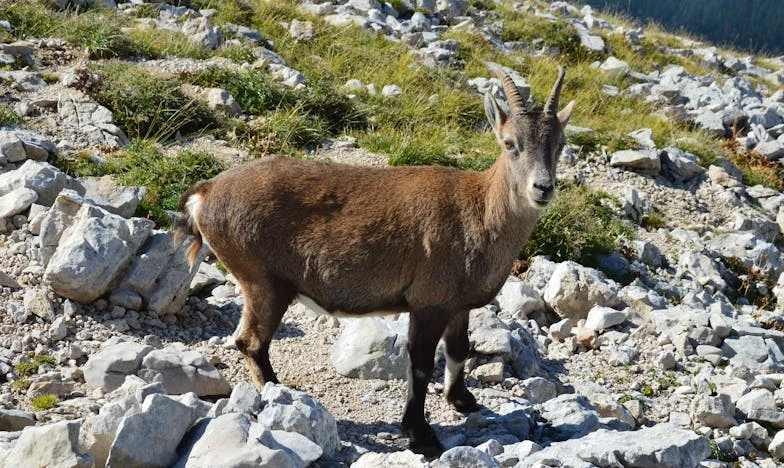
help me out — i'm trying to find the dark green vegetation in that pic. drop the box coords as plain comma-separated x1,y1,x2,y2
577,0,784,55
13,354,56,378
524,183,634,266
0,103,20,127
57,141,225,225
88,62,217,141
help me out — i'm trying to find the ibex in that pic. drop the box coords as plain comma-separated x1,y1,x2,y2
180,66,574,455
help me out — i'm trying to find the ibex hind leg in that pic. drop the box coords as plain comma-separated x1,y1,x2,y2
441,310,478,413
402,310,450,457
234,277,295,390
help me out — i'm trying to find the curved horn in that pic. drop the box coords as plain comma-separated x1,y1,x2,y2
545,65,566,116
493,68,525,114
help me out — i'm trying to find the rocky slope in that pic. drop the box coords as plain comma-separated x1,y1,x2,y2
0,0,782,467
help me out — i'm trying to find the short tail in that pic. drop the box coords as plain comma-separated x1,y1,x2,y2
177,180,212,267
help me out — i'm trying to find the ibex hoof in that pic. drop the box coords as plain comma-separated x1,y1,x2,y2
404,422,444,457
409,438,444,457
447,388,479,413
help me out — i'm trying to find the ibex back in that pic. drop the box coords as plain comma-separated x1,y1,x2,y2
180,66,574,456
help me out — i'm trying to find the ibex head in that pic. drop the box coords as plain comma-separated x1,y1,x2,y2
484,66,575,209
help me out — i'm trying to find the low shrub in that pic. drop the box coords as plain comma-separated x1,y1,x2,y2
525,183,635,265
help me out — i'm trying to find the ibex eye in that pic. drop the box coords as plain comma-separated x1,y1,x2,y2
504,141,515,151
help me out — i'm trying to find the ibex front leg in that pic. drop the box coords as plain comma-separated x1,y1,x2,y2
442,310,478,413
402,310,449,456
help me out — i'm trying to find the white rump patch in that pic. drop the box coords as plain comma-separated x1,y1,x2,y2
185,193,211,250
185,192,202,220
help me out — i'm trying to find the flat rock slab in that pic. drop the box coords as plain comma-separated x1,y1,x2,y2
520,424,711,467
610,149,661,174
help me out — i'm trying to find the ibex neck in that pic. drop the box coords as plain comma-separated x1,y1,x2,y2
481,154,531,232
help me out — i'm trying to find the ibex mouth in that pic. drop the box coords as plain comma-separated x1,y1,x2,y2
532,198,552,208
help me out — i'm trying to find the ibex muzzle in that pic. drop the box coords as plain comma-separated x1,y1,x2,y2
180,67,574,456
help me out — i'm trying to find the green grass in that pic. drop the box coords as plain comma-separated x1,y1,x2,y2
497,10,600,64
215,44,258,63
53,151,112,178
33,354,56,366
31,394,59,411
0,103,20,127
14,362,38,377
88,61,217,142
193,0,256,26
187,66,366,154
525,183,635,266
115,141,226,224
0,1,58,40
55,141,226,225
12,378,30,390
126,28,212,60
0,1,215,60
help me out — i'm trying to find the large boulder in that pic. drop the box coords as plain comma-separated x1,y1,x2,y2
519,424,710,467
469,307,511,355
735,389,784,427
494,276,547,322
0,127,57,163
79,395,141,467
538,394,601,442
330,316,409,380
80,176,145,218
610,149,661,174
677,251,727,291
0,409,34,432
0,420,93,468
83,341,230,396
431,446,498,467
660,147,705,181
120,231,206,315
39,189,85,264
138,345,231,397
174,413,303,468
57,95,129,148
0,186,37,218
84,341,154,393
0,159,69,205
258,382,341,457
542,261,622,322
107,393,197,468
44,202,154,302
706,232,784,280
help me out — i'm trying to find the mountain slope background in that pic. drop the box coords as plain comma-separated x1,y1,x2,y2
578,0,784,55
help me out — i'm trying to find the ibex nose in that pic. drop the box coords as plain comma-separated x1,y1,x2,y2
533,182,554,199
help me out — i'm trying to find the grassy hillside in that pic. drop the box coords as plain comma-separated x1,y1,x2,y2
0,0,781,267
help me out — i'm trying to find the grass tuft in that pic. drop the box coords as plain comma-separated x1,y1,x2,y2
115,141,226,224
525,183,635,266
12,378,30,390
0,103,20,127
31,394,59,411
14,362,38,378
126,28,211,60
88,62,217,141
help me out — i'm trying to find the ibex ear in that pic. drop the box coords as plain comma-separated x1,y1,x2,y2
557,100,576,127
484,92,507,139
